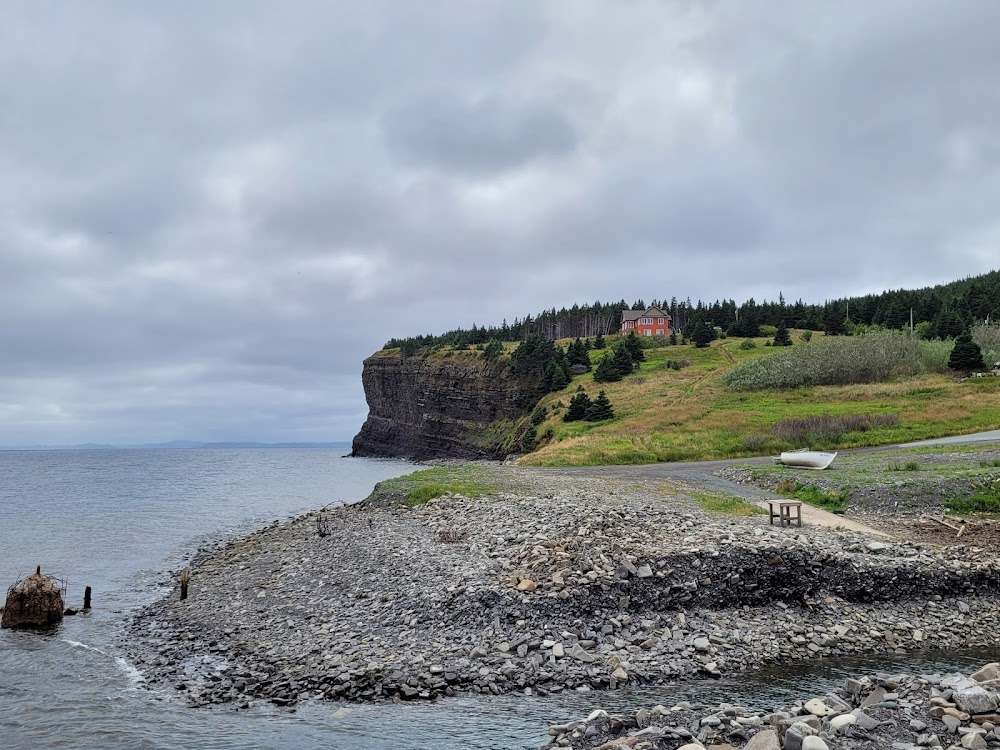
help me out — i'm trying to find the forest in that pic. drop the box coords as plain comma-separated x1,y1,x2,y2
383,269,1000,351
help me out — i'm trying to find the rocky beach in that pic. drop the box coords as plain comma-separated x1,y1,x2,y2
542,662,1000,749
123,458,1000,742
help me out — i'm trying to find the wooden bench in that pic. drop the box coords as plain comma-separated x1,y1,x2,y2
768,500,803,527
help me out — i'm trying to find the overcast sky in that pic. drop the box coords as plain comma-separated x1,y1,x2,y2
2,1,999,445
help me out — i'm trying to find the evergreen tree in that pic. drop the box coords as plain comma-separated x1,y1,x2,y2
483,338,504,361
593,353,623,383
530,405,547,425
521,424,537,452
612,342,637,376
540,362,555,392
773,321,792,347
567,337,591,370
624,331,646,362
584,391,615,421
691,320,714,348
593,333,606,350
948,331,985,374
551,363,572,390
563,387,592,421
669,332,677,346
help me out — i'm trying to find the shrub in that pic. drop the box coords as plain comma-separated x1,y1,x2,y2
739,339,757,350
801,330,813,342
530,406,548,425
483,338,504,361
771,413,899,444
724,332,933,391
971,322,1000,366
758,325,778,337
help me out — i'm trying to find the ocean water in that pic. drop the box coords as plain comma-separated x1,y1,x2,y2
0,448,996,750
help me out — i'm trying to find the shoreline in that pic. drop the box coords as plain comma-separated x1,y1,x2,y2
122,465,1000,715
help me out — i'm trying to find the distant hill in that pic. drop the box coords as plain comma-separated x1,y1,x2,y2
0,441,350,451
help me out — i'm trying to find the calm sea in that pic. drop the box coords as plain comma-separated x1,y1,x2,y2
0,448,995,750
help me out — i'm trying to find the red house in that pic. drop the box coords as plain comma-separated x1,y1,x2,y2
620,306,671,337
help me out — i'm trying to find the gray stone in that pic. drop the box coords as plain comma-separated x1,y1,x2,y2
782,721,817,750
743,730,780,750
960,732,987,750
971,663,1000,684
954,686,998,715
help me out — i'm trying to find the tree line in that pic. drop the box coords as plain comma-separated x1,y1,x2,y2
384,269,1000,351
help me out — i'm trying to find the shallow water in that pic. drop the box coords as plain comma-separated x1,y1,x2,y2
1,448,997,750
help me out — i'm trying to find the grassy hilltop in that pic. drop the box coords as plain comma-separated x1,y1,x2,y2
514,330,1000,466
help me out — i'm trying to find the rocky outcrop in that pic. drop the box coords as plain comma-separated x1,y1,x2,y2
1,567,65,629
351,352,540,460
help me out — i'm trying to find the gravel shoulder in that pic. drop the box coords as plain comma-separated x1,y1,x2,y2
717,442,1000,548
123,464,1000,714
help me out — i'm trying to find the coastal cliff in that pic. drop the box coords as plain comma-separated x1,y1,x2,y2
351,351,539,460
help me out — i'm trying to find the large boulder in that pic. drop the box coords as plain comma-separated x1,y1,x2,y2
1,568,65,628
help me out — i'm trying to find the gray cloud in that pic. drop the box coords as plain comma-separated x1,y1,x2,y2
381,92,579,175
1,1,998,444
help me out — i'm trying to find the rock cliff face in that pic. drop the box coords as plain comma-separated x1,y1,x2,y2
351,352,539,460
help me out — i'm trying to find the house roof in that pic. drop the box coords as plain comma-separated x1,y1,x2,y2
621,306,670,322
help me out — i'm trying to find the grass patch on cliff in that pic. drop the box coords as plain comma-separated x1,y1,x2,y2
517,332,1000,466
690,491,767,516
368,466,500,507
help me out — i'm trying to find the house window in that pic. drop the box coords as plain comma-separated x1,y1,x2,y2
640,317,652,325
658,318,664,324
656,329,663,336
644,330,651,336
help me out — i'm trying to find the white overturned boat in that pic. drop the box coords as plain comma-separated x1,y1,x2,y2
772,448,837,470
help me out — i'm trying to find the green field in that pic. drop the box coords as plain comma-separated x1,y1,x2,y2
516,332,1000,466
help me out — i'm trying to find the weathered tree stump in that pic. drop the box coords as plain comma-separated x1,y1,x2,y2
2,567,65,629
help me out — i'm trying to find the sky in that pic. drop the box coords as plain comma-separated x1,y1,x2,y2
2,1,999,445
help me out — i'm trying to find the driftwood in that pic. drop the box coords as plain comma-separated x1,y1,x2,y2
921,514,961,532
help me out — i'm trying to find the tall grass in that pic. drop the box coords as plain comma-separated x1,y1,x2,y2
771,413,899,444
723,332,948,391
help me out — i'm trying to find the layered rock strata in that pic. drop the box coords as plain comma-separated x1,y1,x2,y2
351,352,538,460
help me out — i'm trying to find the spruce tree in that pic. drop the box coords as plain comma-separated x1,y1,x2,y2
625,331,646,362
948,331,985,374
584,391,615,421
521,424,537,452
612,342,636,376
563,388,592,421
593,353,623,383
551,363,572,390
692,320,714,348
773,321,792,347
593,333,606,350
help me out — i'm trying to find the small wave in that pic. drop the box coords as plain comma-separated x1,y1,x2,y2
114,656,146,686
62,639,107,655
